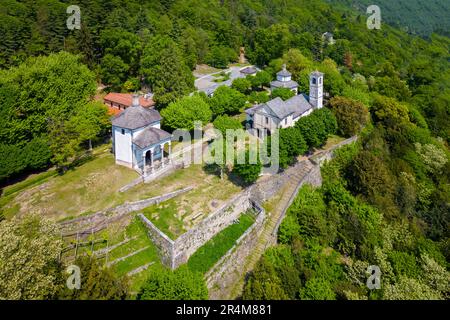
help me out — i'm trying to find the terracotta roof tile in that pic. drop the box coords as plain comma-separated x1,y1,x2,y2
107,106,122,116
104,93,155,108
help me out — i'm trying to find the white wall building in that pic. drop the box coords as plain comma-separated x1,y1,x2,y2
270,64,299,95
246,69,325,138
112,95,172,175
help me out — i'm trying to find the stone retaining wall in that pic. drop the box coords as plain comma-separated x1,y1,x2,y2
138,213,175,267
137,136,359,270
139,190,255,269
59,186,193,236
173,190,253,267
205,202,265,296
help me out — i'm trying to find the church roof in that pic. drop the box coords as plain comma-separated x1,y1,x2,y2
111,105,162,130
133,127,171,149
249,95,313,120
310,70,324,77
285,94,313,118
277,64,292,77
270,79,298,89
240,66,258,75
245,104,262,115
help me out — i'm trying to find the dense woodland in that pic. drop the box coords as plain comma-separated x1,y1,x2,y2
327,0,450,37
0,0,449,300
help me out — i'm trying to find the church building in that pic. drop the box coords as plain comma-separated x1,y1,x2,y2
270,64,299,95
112,95,172,175
246,67,324,138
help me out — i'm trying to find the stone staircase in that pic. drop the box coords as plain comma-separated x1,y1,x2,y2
215,160,316,299
244,160,314,269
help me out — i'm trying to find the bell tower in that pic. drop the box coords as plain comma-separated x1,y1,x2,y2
309,71,324,109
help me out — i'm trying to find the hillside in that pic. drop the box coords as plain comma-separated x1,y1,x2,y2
0,0,449,301
327,0,450,37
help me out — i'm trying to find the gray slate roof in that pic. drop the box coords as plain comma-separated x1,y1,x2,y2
277,68,291,77
311,70,324,77
285,94,313,118
240,66,258,75
112,106,162,130
249,94,313,120
270,79,299,89
245,104,263,115
133,127,171,149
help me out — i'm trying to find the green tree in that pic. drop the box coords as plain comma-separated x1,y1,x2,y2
100,54,129,90
299,277,336,300
137,266,208,300
371,76,411,101
329,96,369,137
68,102,111,151
100,28,141,74
209,86,246,116
389,251,421,279
278,127,307,168
414,143,448,175
58,257,128,300
249,24,292,66
295,108,337,148
22,136,52,170
285,185,337,245
271,88,295,101
213,115,243,136
0,52,98,176
0,143,26,181
250,70,272,90
205,46,236,68
345,150,397,215
0,214,64,299
371,95,410,128
243,257,289,300
383,276,443,300
0,52,96,146
232,151,262,184
248,91,270,104
231,77,252,94
141,36,194,106
161,95,212,131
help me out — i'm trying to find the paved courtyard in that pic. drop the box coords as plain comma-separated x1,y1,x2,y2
194,65,258,96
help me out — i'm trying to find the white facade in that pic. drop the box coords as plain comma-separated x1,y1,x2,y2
112,95,172,176
113,127,133,167
113,122,171,173
309,72,324,109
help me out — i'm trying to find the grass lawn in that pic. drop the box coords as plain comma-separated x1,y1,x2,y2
187,212,255,274
322,134,346,150
140,164,242,239
108,218,158,263
1,148,140,221
0,170,58,219
2,144,241,222
60,215,163,295
142,200,185,240
109,217,163,293
212,71,231,83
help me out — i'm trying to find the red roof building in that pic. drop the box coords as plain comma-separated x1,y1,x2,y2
104,93,155,115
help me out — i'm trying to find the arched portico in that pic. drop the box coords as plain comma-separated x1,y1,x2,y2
142,140,172,175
